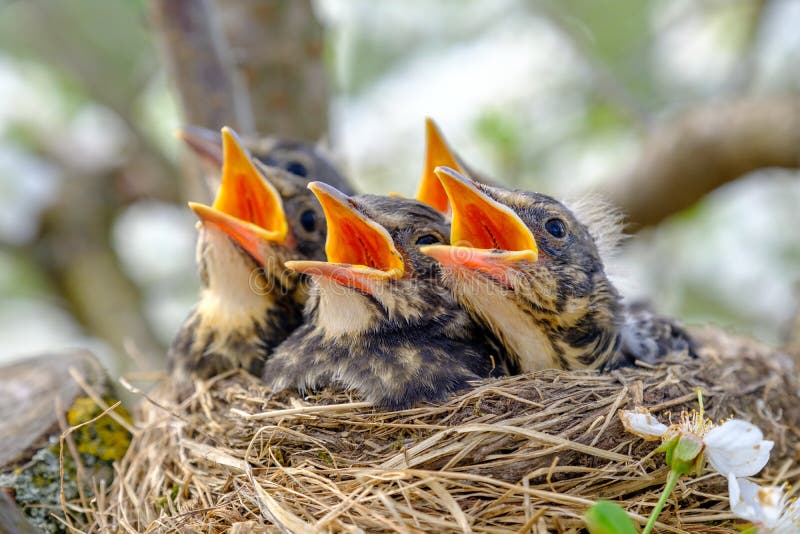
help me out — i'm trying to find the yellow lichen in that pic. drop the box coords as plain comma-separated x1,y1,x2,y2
66,397,132,462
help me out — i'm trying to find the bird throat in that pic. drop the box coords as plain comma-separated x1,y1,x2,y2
461,286,562,371
196,225,303,344
312,277,378,339
457,276,618,371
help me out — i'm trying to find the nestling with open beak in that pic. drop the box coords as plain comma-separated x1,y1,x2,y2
178,124,354,195
421,167,695,372
169,128,330,389
262,182,512,409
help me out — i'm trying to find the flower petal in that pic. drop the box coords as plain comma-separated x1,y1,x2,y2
704,420,773,477
728,474,762,523
756,485,785,528
774,499,800,533
619,409,667,441
728,474,790,530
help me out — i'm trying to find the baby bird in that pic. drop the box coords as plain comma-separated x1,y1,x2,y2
169,128,329,387
178,124,354,195
263,182,511,409
421,167,694,372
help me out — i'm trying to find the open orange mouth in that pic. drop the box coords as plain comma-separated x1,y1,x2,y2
414,118,464,215
419,166,537,281
285,182,404,293
188,127,289,264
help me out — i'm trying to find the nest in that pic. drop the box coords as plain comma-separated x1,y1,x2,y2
87,328,800,533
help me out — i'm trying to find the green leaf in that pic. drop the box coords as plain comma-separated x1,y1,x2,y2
670,434,703,475
674,434,703,462
584,501,638,534
656,435,679,467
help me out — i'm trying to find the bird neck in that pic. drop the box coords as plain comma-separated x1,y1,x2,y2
309,277,380,340
462,287,563,370
195,226,305,345
199,227,276,321
458,275,621,372
308,277,443,341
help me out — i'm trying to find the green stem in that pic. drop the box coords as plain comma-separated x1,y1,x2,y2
642,470,680,534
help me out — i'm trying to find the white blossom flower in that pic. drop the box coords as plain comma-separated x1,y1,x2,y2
703,420,774,477
619,409,774,477
728,474,800,533
619,408,668,441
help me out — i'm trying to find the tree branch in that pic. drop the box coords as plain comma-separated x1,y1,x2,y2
150,0,329,141
602,96,800,229
34,167,166,371
212,0,329,139
149,0,250,132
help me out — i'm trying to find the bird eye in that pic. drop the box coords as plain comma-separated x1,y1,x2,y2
285,160,308,177
299,209,317,232
415,234,440,246
545,218,567,238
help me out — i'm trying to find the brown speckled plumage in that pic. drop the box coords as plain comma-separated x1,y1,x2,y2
425,169,695,373
263,194,512,409
247,138,354,195
449,184,622,371
169,133,351,391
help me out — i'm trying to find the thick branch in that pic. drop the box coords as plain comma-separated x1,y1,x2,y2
149,0,249,132
212,0,329,139
35,168,166,371
603,96,800,229
151,0,329,140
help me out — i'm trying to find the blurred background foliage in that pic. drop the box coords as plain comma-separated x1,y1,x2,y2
0,0,798,376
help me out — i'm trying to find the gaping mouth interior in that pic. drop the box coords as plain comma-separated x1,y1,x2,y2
435,166,538,258
285,182,405,288
188,127,289,263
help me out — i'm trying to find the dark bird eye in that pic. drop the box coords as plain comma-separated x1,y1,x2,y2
415,234,440,246
545,218,567,238
285,160,308,177
299,209,317,232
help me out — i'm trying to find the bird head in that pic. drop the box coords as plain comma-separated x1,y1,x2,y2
188,126,292,276
286,183,452,337
420,167,621,370
178,124,354,195
170,128,320,382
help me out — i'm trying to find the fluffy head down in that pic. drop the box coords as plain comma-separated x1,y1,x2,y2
439,183,623,371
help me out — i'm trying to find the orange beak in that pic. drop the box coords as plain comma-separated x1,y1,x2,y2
419,166,537,282
414,118,464,215
188,127,289,264
285,182,405,293
177,125,224,168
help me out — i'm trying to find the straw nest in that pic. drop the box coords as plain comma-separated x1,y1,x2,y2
88,328,799,533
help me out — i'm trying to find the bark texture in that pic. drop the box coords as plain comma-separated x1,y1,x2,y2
604,96,800,229
0,351,108,468
151,0,329,140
